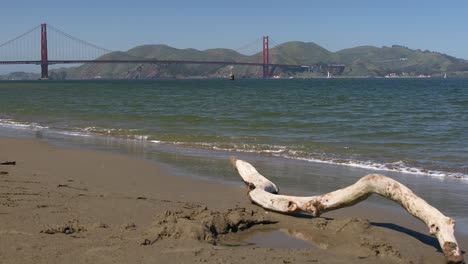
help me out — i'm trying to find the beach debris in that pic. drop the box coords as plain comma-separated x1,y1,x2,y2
1,192,39,196
40,219,86,235
98,223,109,229
142,205,276,246
0,171,8,175
56,184,88,192
0,161,16,165
141,239,152,245
230,157,464,264
124,222,137,230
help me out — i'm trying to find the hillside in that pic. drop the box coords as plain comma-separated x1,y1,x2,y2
336,45,462,77
56,42,468,79
65,45,250,79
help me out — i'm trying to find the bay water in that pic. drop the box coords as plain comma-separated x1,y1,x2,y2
0,78,467,230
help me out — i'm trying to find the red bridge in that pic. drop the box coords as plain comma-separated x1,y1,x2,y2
0,24,344,79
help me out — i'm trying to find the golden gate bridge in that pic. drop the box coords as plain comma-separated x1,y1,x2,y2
0,24,345,79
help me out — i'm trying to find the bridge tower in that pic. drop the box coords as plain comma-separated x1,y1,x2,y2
40,23,48,79
262,36,269,78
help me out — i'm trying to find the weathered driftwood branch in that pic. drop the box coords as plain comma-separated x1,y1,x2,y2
231,157,464,264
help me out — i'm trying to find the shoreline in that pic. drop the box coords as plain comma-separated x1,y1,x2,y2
1,136,466,263
1,116,466,184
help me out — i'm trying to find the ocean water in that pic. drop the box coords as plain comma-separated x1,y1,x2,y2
1,79,466,179
0,78,467,229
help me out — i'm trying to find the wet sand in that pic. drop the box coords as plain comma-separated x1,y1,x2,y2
0,137,466,263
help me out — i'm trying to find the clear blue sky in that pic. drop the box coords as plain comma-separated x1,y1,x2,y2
1,0,468,73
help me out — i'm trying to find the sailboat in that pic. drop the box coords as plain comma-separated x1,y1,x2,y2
327,71,331,78
444,73,447,79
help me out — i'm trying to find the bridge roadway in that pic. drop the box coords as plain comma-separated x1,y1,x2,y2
0,59,310,69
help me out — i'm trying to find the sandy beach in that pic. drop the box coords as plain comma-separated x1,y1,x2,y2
0,137,466,263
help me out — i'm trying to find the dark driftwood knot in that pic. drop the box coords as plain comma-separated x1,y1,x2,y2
0,161,16,165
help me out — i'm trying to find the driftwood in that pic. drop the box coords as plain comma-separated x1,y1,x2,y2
231,157,464,264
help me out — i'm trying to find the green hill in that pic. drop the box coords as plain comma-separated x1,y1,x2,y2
58,42,468,79
337,45,460,77
65,45,249,79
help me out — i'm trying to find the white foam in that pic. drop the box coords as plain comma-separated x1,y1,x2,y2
148,139,467,181
2,118,465,181
57,131,92,137
134,135,149,140
279,154,467,181
79,126,150,141
0,118,48,130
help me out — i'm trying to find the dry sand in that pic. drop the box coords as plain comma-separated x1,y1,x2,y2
0,137,466,263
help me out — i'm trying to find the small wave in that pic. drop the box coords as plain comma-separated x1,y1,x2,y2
1,117,465,181
134,135,149,140
0,119,151,142
144,139,468,181
71,126,150,141
0,118,48,130
165,141,288,155
280,154,467,181
57,131,92,137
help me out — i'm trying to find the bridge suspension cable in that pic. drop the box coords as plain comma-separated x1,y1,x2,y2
0,24,312,79
0,25,41,61
0,24,113,62
234,37,263,55
0,25,40,49
234,37,282,57
47,24,112,61
268,37,281,49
